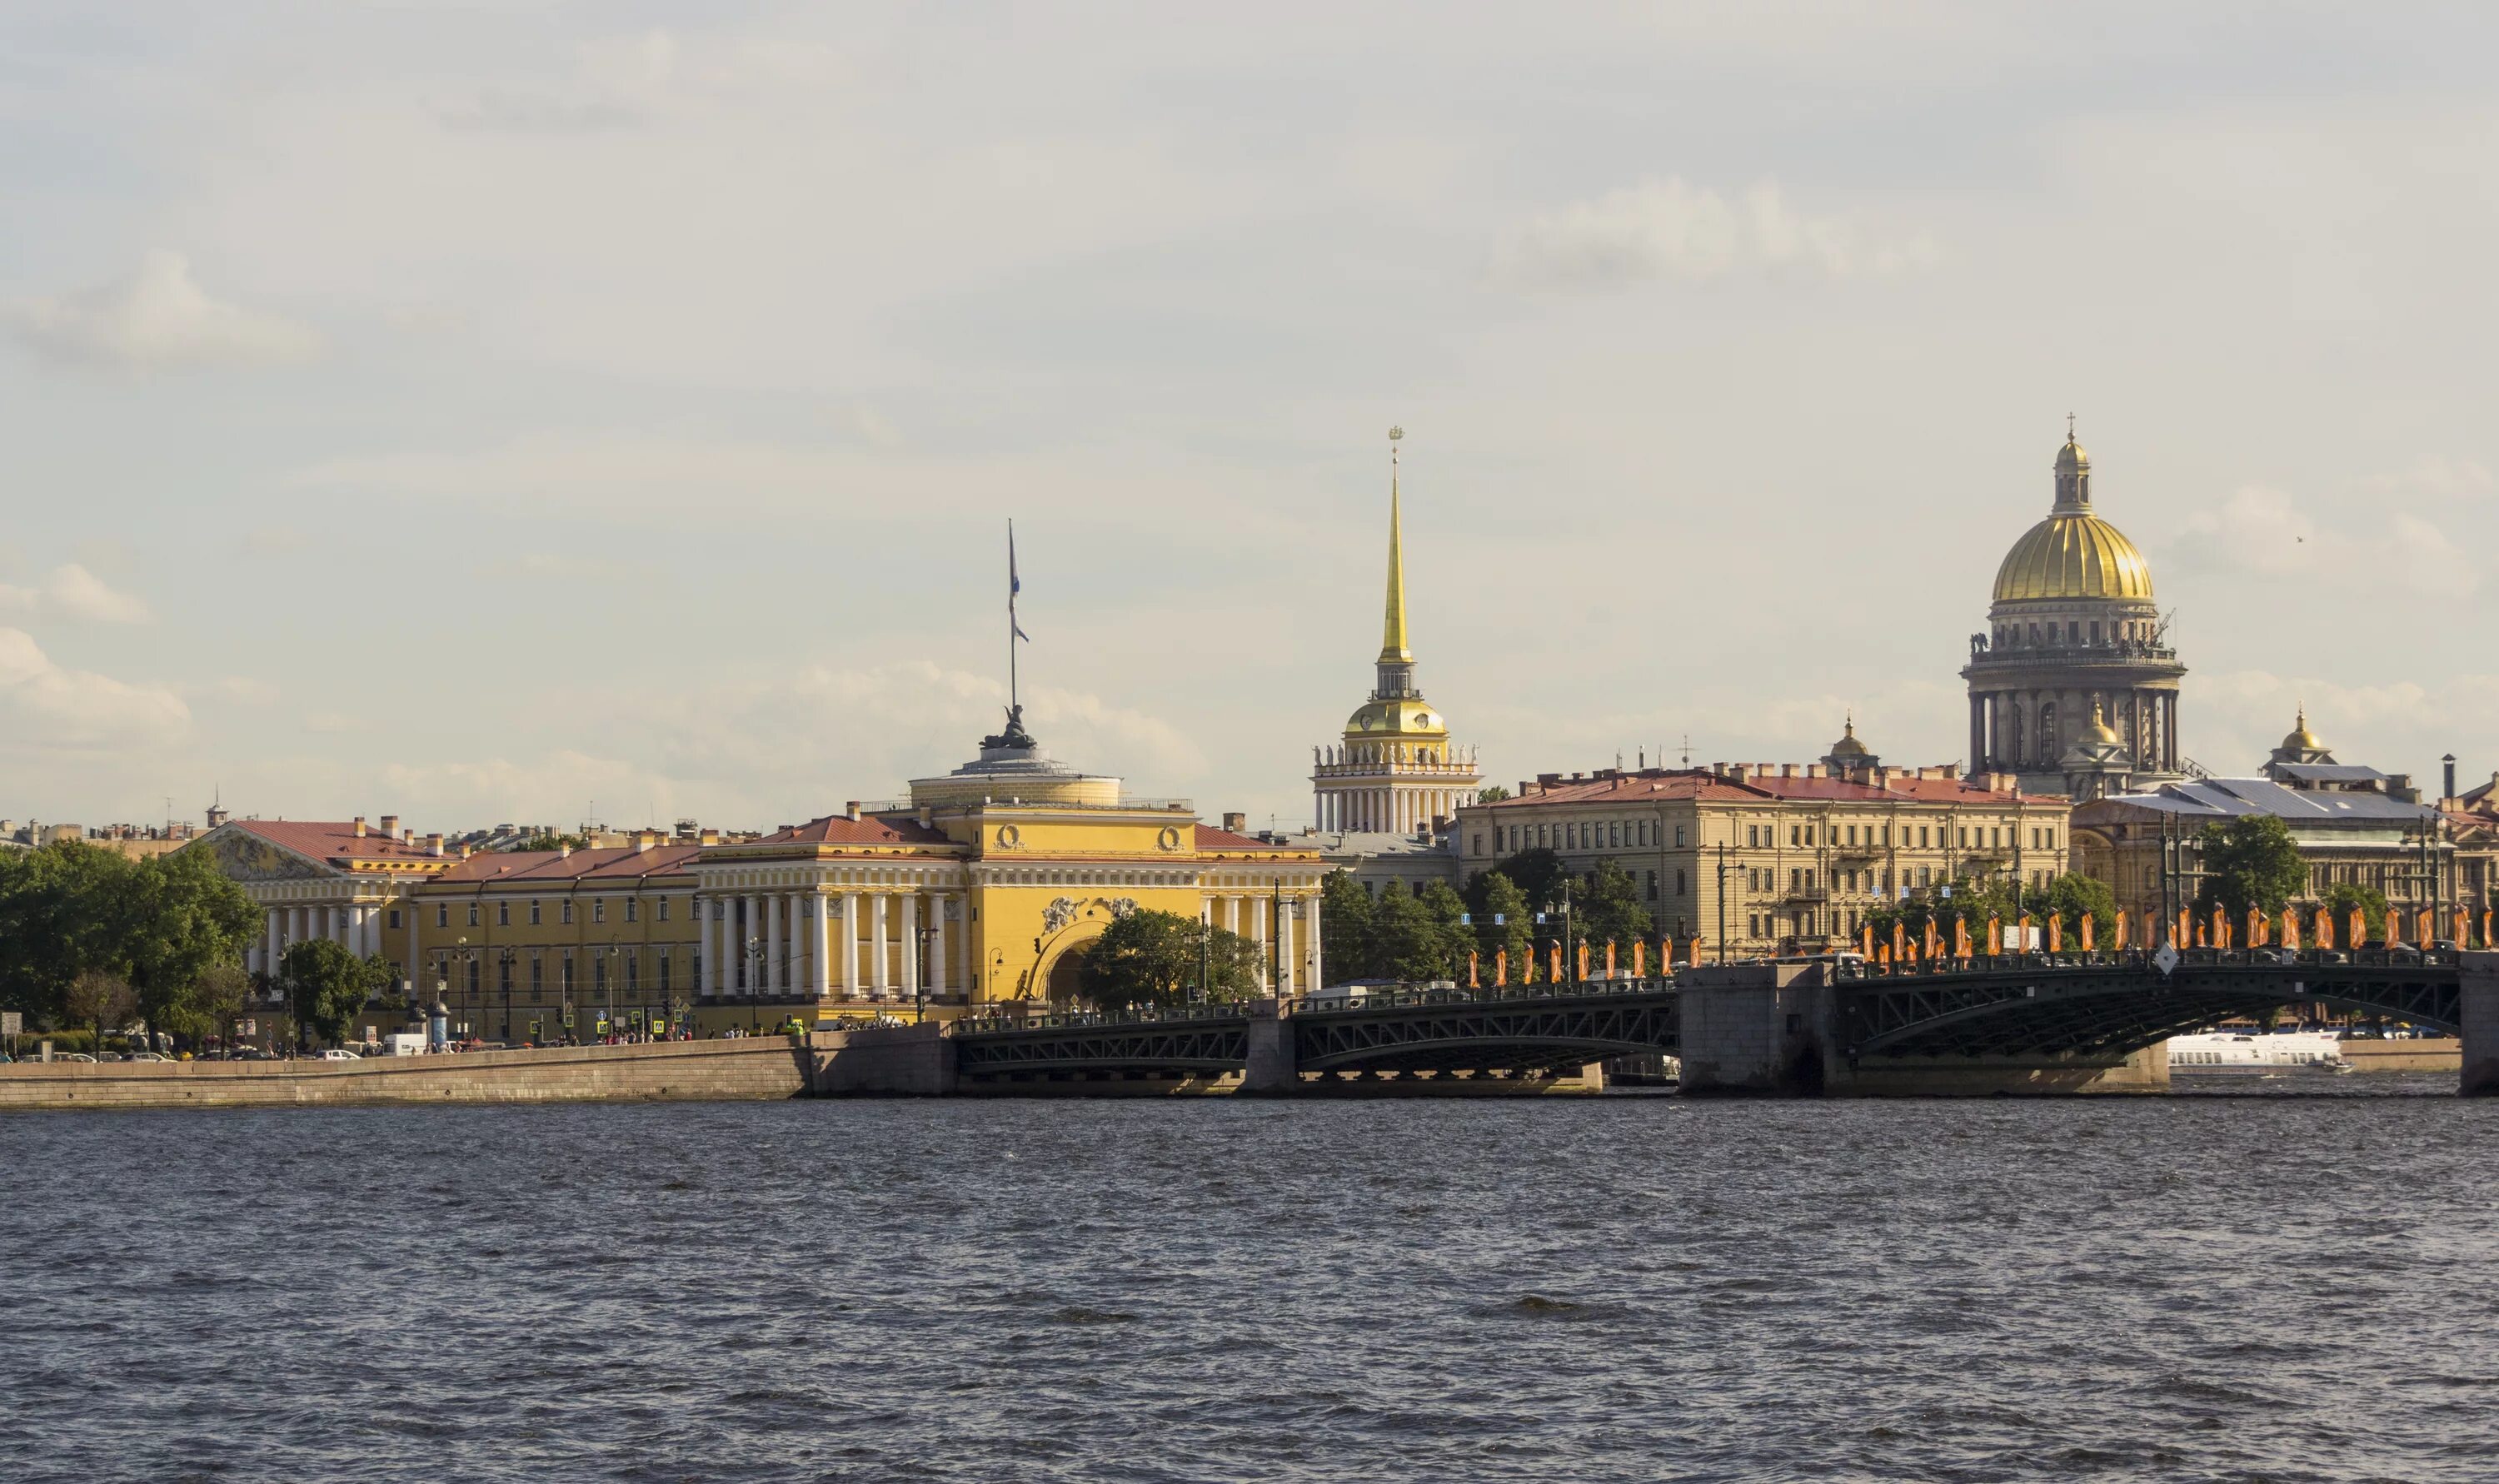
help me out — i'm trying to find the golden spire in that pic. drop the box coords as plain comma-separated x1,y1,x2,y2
1379,426,1410,663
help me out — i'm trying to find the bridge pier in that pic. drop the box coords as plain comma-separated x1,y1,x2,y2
2463,953,2499,1097
1241,999,1297,1095
808,1022,958,1095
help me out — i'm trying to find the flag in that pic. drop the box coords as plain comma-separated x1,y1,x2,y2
1010,521,1030,642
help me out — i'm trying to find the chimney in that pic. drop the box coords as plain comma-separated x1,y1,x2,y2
460,844,475,859
426,833,445,857
2444,754,2458,803
558,842,572,859
917,805,933,828
1223,811,1246,832
1780,764,1794,779
378,814,399,838
352,815,367,837
700,829,720,845
845,801,861,821
636,834,655,853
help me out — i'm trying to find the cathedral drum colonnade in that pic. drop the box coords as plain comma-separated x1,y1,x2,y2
1963,426,2187,799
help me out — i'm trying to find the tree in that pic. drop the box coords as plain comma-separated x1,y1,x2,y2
1489,847,1569,912
1080,909,1267,1013
2195,814,2307,918
0,841,136,1028
2033,873,2118,946
282,939,385,1048
62,969,137,1053
166,964,252,1049
1475,785,1512,803
120,848,262,1043
1579,859,1654,958
1318,871,1377,984
516,833,590,853
2324,881,2389,943
1464,870,1534,974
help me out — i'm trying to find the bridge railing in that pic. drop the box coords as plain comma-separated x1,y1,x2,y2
1831,944,2467,981
1287,977,1674,1017
951,1002,1257,1036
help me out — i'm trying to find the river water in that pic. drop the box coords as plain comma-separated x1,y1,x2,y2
2,1078,2492,1483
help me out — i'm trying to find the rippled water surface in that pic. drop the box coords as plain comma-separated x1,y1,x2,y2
4,1080,2494,1482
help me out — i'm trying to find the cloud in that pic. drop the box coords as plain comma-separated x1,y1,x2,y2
0,564,152,624
2171,486,2474,597
0,628,190,751
302,711,377,735
2367,456,2492,500
373,749,686,830
1494,177,1938,290
241,525,312,556
7,251,322,371
2189,669,2499,786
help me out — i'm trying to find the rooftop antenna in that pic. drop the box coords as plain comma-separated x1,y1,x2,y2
1680,734,1693,767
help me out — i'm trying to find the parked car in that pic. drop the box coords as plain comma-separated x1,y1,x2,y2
125,1051,171,1063
317,1048,361,1061
54,1053,97,1063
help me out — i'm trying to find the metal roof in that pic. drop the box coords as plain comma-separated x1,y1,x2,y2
2269,762,2389,784
2106,777,2437,824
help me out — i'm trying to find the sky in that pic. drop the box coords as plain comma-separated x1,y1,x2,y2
6,2,2499,835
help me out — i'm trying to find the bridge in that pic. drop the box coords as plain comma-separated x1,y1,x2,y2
818,949,2497,1097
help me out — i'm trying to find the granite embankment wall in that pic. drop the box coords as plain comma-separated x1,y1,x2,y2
0,1039,810,1111
2340,1038,2462,1073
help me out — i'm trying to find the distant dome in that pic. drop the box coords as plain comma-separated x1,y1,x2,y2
2281,708,2324,754
1993,512,2154,602
1827,717,1870,758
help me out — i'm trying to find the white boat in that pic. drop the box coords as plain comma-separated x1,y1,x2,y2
2167,1029,2349,1073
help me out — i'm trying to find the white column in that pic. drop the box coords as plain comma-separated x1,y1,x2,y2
264,910,281,978
900,892,920,998
766,894,783,994
1308,894,1324,988
872,894,890,996
789,894,806,995
811,895,831,997
1279,900,1294,994
405,904,419,990
744,894,761,993
933,895,950,995
362,906,381,959
842,893,860,998
704,899,721,994
1252,896,1269,991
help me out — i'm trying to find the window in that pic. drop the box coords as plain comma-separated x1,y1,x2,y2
1473,834,1483,855
592,899,607,924
466,904,479,928
1791,869,1803,890
466,959,479,993
1806,827,1816,847
497,957,511,992
436,904,448,929
1644,871,1658,901
529,900,541,925
387,909,402,929
561,899,574,925
1676,869,1687,896
1791,825,1802,847
530,956,542,994
595,957,607,992
562,955,575,993
1750,914,1762,937
1919,827,1930,848
626,899,639,924
1675,825,1685,847
659,953,671,993
626,954,639,992
657,898,671,922
1847,825,1858,846
496,902,510,927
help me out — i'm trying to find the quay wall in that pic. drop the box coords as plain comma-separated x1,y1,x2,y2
0,1039,810,1112
2340,1038,2462,1074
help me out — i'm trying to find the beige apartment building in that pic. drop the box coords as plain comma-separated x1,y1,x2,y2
1454,725,2073,959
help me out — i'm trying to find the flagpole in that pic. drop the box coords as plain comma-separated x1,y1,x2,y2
1008,520,1019,715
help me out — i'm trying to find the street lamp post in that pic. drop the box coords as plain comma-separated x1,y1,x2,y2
496,947,516,1043
743,935,764,1033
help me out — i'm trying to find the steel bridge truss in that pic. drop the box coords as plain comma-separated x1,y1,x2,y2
1291,990,1680,1075
1844,959,2462,1062
952,1013,1250,1079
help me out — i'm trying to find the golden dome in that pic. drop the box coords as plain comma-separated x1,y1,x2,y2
1827,715,1870,757
1345,697,1446,737
2082,700,2121,745
2281,707,2323,754
1992,512,2153,603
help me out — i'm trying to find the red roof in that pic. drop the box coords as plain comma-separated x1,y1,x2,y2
434,843,702,884
748,813,956,848
226,819,447,867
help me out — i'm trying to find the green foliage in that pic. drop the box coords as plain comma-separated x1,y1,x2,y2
165,964,252,1046
62,969,137,1047
1475,785,1511,803
0,841,257,1041
1080,909,1265,1013
1489,847,1569,911
1579,859,1654,954
2194,814,2308,918
516,833,591,853
2323,882,2389,942
1464,870,1534,972
1318,871,1375,986
1364,882,1472,982
282,940,392,1046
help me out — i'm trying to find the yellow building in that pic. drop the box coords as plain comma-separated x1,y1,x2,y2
1309,429,1481,834
193,716,1327,1040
